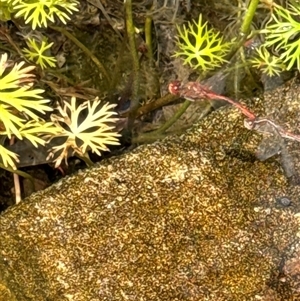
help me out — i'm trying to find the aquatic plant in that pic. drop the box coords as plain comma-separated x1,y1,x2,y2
261,2,300,71
0,0,79,29
49,97,120,168
173,14,231,72
0,0,79,69
0,53,120,170
250,45,286,76
0,53,59,169
23,37,57,69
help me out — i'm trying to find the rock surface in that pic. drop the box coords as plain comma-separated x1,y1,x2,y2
0,78,300,301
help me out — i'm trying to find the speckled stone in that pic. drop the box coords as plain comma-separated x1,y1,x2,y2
258,78,300,184
0,79,300,301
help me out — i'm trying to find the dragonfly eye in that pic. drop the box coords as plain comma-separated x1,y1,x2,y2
168,80,181,95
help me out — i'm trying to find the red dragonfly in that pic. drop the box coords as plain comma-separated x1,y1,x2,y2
168,80,300,144
168,79,300,180
168,80,257,120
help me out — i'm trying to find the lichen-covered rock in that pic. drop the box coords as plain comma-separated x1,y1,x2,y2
256,79,300,184
0,79,300,301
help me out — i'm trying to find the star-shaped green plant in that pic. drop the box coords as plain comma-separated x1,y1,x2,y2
250,45,286,76
2,0,80,30
173,14,231,72
23,37,57,69
0,0,12,21
48,97,120,167
0,0,78,70
0,53,120,170
261,3,300,70
0,53,60,169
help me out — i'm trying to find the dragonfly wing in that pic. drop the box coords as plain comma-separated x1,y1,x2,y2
280,146,296,179
256,136,282,161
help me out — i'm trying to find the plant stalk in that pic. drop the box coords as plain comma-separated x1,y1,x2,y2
133,100,191,143
124,0,141,132
50,25,111,83
240,0,260,35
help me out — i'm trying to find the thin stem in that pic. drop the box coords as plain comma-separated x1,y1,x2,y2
0,163,35,195
240,0,260,35
145,15,154,62
86,0,123,40
132,132,166,144
3,31,24,58
120,93,178,118
133,100,191,143
109,36,127,93
144,11,160,100
156,100,191,134
50,25,111,83
9,137,21,203
125,0,141,131
76,154,94,167
226,1,260,61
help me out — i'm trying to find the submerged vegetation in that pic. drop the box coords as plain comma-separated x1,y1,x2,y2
0,0,120,172
173,14,231,72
